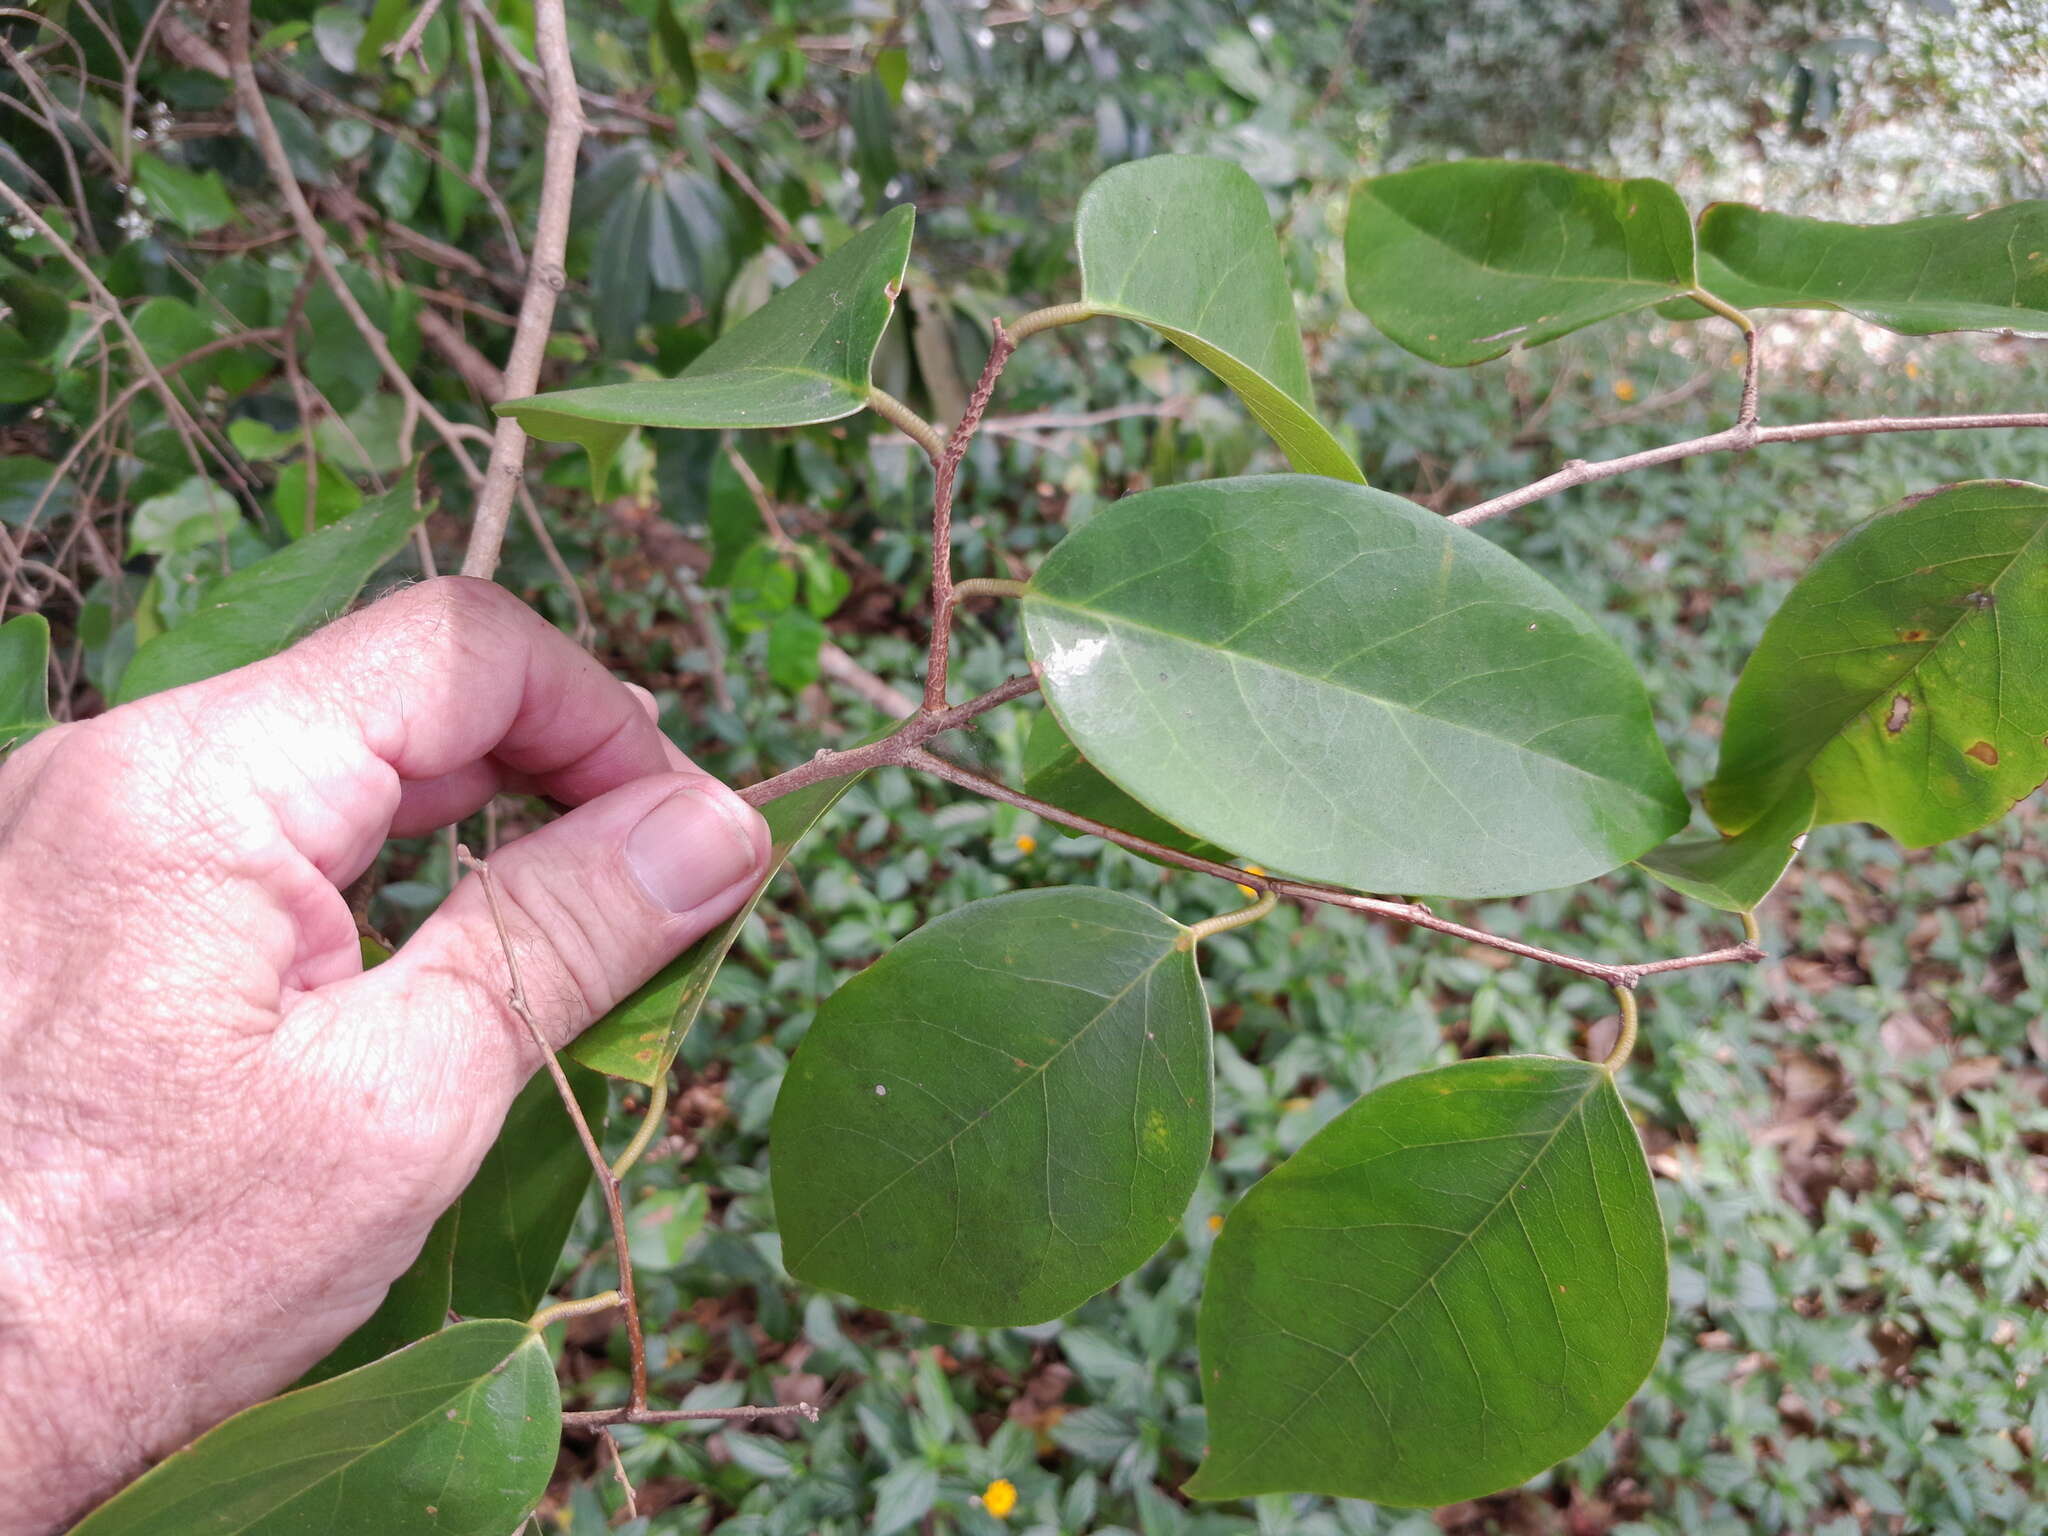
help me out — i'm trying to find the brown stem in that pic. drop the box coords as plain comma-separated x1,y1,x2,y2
898,747,1765,991
460,0,585,578
453,848,649,1411
563,1401,820,1429
922,321,1016,712
1453,410,2048,527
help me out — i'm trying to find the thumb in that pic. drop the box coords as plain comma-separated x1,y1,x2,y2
370,772,770,1082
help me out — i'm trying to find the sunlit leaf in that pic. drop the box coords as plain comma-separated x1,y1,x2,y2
569,759,877,1083
773,887,1210,1325
1345,160,1696,365
1705,480,2048,846
500,205,913,489
116,481,425,703
1637,778,1815,913
448,1063,610,1320
1669,200,2048,337
1075,155,1362,482
1,613,55,749
70,1321,558,1535
1188,1056,1666,1506
1023,475,1688,898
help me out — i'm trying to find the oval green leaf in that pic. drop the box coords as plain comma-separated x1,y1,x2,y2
71,1320,559,1535
498,204,914,488
569,755,876,1083
772,886,1210,1326
1705,480,2048,846
1187,1055,1666,1507
1636,777,1815,914
1345,160,1697,366
449,1062,609,1320
1672,200,2048,337
1075,155,1362,482
1022,475,1688,898
1,612,54,750
115,480,427,703
1020,707,1226,863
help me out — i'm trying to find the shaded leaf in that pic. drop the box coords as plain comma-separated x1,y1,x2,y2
275,455,364,538
116,481,425,702
69,1321,558,1536
1020,707,1225,863
296,1202,459,1386
0,457,70,528
1670,200,2048,337
1706,481,2048,846
1637,778,1815,913
1,613,54,749
1022,475,1687,898
449,1062,610,1319
851,73,897,203
501,206,914,490
1188,1056,1666,1506
627,1182,707,1270
653,0,699,103
569,759,877,1083
133,154,239,235
1345,160,1696,365
773,887,1210,1326
1076,156,1361,482
0,271,69,355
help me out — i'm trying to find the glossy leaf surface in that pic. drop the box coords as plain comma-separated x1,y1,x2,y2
773,887,1210,1326
1023,476,1688,898
1020,708,1225,862
1189,1056,1665,1506
114,482,426,703
569,761,874,1082
1,613,54,749
71,1321,558,1535
1076,156,1361,482
1637,778,1815,913
1705,481,2048,846
1678,200,2048,337
1345,160,1696,365
298,1203,459,1386
499,205,913,488
449,1063,609,1319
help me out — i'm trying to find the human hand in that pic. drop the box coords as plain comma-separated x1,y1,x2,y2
0,578,770,1532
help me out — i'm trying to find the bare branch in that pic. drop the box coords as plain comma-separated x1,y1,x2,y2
459,0,585,578
922,321,1016,712
563,1401,820,1429
385,0,445,66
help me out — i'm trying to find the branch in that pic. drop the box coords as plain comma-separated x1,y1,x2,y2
1452,410,2048,527
223,1,482,489
453,847,649,1411
385,0,444,66
921,321,1016,712
562,1401,820,1429
980,398,1192,438
459,0,585,578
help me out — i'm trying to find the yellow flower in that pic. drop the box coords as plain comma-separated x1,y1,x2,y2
1235,864,1266,899
1611,378,1637,402
1013,833,1037,855
982,1478,1019,1519
1905,359,1921,380
1206,1212,1225,1233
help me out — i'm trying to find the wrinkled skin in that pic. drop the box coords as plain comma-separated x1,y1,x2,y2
0,579,770,1532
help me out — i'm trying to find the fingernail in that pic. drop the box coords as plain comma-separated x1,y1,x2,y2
625,785,763,912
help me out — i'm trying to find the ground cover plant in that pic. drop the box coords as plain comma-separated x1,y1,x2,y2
2,2,2044,1531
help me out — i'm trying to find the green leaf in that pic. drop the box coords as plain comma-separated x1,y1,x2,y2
1,271,69,356
133,153,240,235
627,1182,708,1270
851,73,897,202
1637,778,1815,913
499,205,914,490
569,759,876,1083
1187,1055,1666,1506
772,886,1211,1326
1022,475,1688,899
116,481,425,703
1075,156,1361,483
69,1320,558,1536
449,1062,610,1319
766,607,826,691
371,139,431,222
1,613,55,750
1345,160,1697,366
653,0,699,103
275,455,364,538
1705,480,2048,847
1020,708,1225,863
296,1202,459,1386
129,475,237,558
0,456,70,528
1671,200,2048,337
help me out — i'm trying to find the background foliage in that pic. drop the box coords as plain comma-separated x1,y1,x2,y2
3,1,2044,1531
